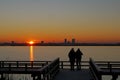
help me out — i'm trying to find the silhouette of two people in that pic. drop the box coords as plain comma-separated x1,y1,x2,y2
68,48,83,70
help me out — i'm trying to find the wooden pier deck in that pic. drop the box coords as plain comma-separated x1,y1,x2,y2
54,69,91,80
0,58,120,80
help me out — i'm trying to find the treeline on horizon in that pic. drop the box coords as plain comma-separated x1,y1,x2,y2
0,42,120,46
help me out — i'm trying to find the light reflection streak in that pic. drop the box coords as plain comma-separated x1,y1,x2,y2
30,46,34,61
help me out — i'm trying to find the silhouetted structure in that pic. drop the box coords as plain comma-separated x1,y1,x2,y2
72,38,75,44
0,40,120,46
111,74,118,80
68,48,75,70
64,38,67,44
75,48,83,70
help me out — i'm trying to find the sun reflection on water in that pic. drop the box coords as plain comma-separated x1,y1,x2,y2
30,46,34,61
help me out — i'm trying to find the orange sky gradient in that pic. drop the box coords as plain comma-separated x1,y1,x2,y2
0,0,120,43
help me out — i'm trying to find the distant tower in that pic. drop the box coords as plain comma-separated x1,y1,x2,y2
41,41,44,44
64,38,67,44
72,38,75,44
11,41,15,46
11,41,15,44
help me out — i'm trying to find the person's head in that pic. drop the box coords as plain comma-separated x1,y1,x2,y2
71,48,74,52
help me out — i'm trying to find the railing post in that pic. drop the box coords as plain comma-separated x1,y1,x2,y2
17,61,19,68
31,74,37,80
110,64,112,72
42,64,44,67
112,74,118,80
9,63,11,71
46,61,49,65
98,74,102,80
46,67,49,80
58,58,60,72
33,76,36,80
37,75,42,80
108,62,110,68
61,61,63,69
25,64,27,71
1,74,4,80
0,61,1,68
2,61,4,67
108,62,112,72
43,73,46,80
31,61,33,68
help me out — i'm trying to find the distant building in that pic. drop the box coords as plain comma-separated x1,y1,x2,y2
64,38,67,44
11,41,15,44
11,41,15,46
72,38,75,44
41,41,44,44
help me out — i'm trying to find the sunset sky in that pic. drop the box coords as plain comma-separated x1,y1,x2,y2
0,0,120,43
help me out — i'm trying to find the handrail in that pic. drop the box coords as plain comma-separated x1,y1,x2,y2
0,60,90,70
0,60,119,70
96,62,120,72
89,58,120,80
0,59,120,80
59,61,89,69
0,58,60,80
89,58,102,80
0,61,49,68
33,58,60,80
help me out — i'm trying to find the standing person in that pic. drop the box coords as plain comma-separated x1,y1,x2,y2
68,48,75,71
75,48,83,70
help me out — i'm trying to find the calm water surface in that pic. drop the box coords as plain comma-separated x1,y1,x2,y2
0,46,120,61
0,46,120,80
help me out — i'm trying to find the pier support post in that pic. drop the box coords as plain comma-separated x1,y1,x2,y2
31,74,36,80
98,75,102,80
0,74,4,80
37,75,41,80
32,74,42,80
111,74,118,80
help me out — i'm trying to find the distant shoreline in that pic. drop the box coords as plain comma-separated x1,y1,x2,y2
0,43,120,46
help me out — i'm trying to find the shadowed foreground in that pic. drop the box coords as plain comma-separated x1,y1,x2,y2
54,69,91,80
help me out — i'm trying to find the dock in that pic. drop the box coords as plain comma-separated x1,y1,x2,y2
0,58,120,80
54,69,91,80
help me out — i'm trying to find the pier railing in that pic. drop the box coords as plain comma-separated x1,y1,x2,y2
35,58,60,80
0,58,120,80
89,58,120,80
59,61,89,69
0,61,49,69
89,58,102,80
0,58,60,80
96,61,120,72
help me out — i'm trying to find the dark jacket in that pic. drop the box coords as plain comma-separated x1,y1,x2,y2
75,48,83,60
68,48,75,62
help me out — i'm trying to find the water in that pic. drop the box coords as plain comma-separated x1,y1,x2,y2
0,46,120,61
0,46,120,80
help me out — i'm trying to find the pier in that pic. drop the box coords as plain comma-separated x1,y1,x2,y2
0,58,120,80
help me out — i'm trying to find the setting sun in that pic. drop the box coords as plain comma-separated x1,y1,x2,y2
29,41,34,45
